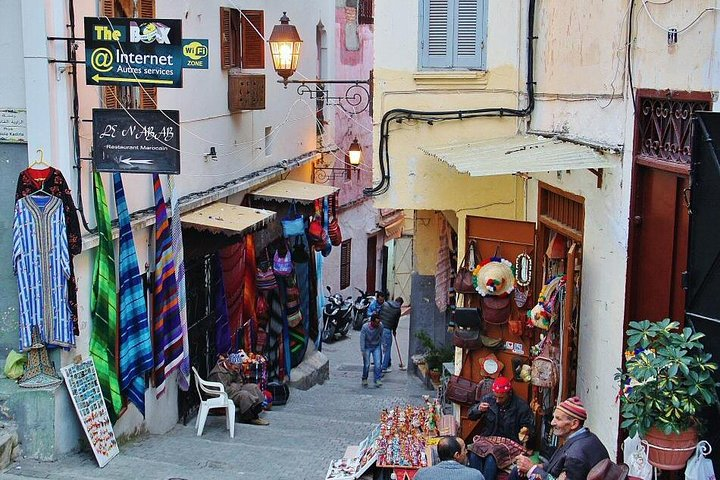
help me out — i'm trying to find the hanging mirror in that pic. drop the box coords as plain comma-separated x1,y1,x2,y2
515,252,532,287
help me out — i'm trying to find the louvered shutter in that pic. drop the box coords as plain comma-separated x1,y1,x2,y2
241,10,264,69
139,87,157,109
101,0,116,107
453,0,486,68
421,0,453,68
220,8,232,69
138,0,155,18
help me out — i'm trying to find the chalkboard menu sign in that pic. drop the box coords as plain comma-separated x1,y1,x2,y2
92,108,180,174
61,359,119,468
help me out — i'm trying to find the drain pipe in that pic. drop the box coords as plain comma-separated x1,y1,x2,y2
364,0,537,196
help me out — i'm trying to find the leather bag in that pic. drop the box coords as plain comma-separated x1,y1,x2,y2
445,374,480,405
454,242,477,294
531,339,559,388
481,293,513,325
452,307,484,350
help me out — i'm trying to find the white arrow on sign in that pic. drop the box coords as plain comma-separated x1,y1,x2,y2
118,156,154,167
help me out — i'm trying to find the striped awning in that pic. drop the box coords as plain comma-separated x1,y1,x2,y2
419,135,616,177
181,203,275,236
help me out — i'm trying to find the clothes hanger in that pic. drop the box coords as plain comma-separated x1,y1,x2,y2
29,149,51,169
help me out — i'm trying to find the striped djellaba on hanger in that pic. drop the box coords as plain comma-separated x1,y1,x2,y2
151,174,184,398
89,172,123,420
113,173,153,415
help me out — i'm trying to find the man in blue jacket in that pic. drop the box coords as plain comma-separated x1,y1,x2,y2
359,313,383,387
416,436,485,480
510,396,609,480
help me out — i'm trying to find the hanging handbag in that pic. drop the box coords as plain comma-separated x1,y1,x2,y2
328,195,342,246
452,307,484,350
273,248,293,276
291,237,309,264
281,201,305,238
531,337,559,388
481,292,513,325
267,381,290,405
445,374,480,405
454,241,477,294
256,252,278,291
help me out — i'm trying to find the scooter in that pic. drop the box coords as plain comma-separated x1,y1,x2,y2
352,288,375,331
322,286,353,343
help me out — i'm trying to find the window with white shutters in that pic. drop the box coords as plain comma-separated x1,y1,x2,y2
420,0,487,70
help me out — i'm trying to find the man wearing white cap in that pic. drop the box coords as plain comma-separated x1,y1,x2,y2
510,396,609,480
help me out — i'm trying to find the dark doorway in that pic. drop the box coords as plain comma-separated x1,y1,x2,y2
381,245,389,295
366,235,377,293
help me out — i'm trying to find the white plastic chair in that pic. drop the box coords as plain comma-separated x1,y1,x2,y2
192,366,235,438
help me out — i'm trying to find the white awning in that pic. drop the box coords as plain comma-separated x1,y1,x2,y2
419,135,616,177
250,179,339,203
181,203,275,236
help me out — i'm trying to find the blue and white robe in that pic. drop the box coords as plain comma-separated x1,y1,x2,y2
13,195,75,351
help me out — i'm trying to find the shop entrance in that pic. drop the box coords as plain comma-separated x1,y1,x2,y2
177,252,220,426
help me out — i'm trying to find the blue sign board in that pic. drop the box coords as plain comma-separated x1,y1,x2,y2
182,39,209,69
84,17,183,88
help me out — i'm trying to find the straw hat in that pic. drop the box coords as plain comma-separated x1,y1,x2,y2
473,258,515,296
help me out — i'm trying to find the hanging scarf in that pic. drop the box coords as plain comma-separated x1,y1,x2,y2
113,173,153,415
90,172,123,420
220,241,244,350
168,177,190,391
152,174,183,398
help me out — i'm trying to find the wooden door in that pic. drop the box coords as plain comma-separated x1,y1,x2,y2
628,166,689,324
393,237,413,303
366,235,377,294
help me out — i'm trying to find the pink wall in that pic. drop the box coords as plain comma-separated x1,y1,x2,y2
332,4,374,206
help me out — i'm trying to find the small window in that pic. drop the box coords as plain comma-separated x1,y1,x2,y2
358,0,374,25
220,8,264,69
419,0,487,70
340,239,352,290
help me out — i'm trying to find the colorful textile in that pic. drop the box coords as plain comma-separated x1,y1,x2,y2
13,195,75,351
113,173,153,415
89,172,123,419
213,255,231,356
220,241,244,350
468,436,525,470
151,174,183,399
168,177,190,391
315,251,325,350
242,235,258,351
16,167,81,334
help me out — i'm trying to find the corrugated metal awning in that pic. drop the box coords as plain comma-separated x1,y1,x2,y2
250,179,338,203
181,203,275,236
419,135,616,177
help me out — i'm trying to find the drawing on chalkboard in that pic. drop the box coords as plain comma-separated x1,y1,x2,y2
61,359,119,468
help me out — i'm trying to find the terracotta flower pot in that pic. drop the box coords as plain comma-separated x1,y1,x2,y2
429,369,441,384
643,426,698,471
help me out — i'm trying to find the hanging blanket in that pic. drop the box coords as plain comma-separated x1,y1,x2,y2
151,174,183,398
266,290,285,381
89,172,123,420
213,254,231,356
169,177,190,391
113,173,153,415
242,234,258,352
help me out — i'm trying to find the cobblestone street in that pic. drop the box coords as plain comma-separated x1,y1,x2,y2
0,318,430,479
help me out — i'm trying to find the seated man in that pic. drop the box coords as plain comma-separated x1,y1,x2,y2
511,396,608,480
416,436,485,480
467,377,534,480
208,355,270,426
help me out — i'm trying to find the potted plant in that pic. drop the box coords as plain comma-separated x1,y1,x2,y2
615,319,719,470
416,331,454,384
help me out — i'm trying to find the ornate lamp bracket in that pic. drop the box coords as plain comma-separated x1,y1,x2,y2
280,79,371,114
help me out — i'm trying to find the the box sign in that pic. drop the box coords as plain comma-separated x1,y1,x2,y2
182,39,209,69
92,108,181,174
85,17,183,88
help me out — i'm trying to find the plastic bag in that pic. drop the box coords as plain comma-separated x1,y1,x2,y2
686,441,716,480
3,350,26,380
624,435,653,480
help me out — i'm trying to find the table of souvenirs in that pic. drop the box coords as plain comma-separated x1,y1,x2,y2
60,359,119,467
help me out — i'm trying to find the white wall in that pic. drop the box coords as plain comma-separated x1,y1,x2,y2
0,0,25,109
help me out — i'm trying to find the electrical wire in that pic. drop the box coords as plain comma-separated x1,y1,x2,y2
628,0,637,112
641,0,719,34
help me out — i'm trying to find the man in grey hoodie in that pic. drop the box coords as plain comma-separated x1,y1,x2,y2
359,313,383,387
378,297,403,373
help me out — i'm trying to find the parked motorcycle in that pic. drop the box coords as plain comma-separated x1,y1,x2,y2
322,286,353,342
352,288,375,331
